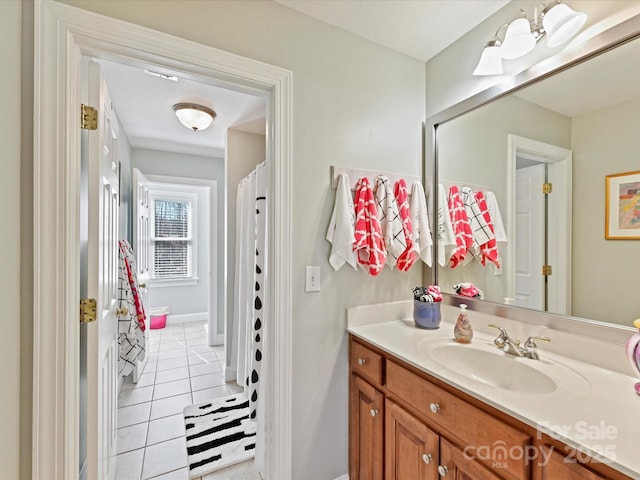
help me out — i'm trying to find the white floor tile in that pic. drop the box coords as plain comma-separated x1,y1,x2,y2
190,372,225,392
227,383,244,395
153,378,191,400
115,448,145,480
191,385,230,404
188,361,222,377
150,393,193,420
157,356,189,372
157,348,188,361
155,366,190,384
118,402,152,428
187,352,218,365
122,371,156,391
185,336,208,347
146,361,159,372
119,385,155,408
147,467,189,479
117,422,149,454
186,344,216,355
146,413,186,446
142,436,188,479
158,340,188,352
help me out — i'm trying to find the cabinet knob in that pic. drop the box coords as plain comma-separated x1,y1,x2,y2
422,453,432,464
429,402,440,414
438,465,448,476
357,358,366,366
370,408,378,417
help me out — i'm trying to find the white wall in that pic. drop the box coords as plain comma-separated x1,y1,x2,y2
225,129,266,369
133,148,223,330
571,97,640,325
0,1,22,478
118,123,133,242
437,95,571,302
56,2,425,477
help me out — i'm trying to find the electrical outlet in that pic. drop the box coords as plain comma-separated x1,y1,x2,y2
305,266,321,292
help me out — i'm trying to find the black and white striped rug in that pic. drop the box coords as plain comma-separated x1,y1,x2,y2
183,394,256,478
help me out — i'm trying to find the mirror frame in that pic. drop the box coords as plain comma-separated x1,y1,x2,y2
425,13,640,339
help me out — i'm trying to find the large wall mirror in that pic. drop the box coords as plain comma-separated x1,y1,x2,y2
429,14,640,328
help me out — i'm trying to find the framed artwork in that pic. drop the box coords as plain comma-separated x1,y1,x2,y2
605,171,640,240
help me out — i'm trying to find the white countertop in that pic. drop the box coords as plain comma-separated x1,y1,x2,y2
347,301,640,478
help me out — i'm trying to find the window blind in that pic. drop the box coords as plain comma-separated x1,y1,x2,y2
151,198,193,279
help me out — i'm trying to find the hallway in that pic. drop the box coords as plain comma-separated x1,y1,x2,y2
114,321,260,479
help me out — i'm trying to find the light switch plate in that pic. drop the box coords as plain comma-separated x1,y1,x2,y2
305,266,321,292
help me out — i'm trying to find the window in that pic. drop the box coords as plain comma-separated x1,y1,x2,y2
150,190,197,281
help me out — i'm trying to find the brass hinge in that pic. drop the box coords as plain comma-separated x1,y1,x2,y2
542,182,553,195
80,104,98,130
542,264,553,276
80,298,97,324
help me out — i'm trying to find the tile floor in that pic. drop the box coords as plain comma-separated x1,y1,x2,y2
115,321,262,480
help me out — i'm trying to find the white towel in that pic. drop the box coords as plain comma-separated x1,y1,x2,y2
375,176,406,269
485,191,507,243
409,181,433,267
437,184,456,267
326,173,357,271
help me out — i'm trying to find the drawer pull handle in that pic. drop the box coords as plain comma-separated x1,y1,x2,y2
422,453,432,464
438,465,449,476
357,358,366,366
429,402,440,414
370,408,378,417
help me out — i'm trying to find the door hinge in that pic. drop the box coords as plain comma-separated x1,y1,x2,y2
80,298,97,324
542,264,553,276
81,104,98,130
542,182,553,195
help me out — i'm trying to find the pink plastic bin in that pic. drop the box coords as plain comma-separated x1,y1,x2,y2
149,307,169,329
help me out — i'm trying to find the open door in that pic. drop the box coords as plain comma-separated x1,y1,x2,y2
132,168,151,382
85,60,120,480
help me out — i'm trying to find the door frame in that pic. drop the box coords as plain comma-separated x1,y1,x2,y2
507,134,572,315
33,2,293,479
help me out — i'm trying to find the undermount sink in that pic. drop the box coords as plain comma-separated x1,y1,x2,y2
425,340,591,396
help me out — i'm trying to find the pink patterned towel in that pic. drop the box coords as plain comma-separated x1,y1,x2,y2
474,191,500,267
354,177,386,276
394,179,416,271
448,185,473,268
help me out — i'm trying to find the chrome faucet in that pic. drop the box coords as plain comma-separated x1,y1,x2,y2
488,324,550,360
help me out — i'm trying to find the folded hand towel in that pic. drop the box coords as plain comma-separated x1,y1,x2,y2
448,185,473,268
394,179,416,271
326,173,357,271
375,176,406,269
437,184,456,267
485,191,507,243
409,181,433,267
474,190,500,268
354,177,386,276
461,186,494,259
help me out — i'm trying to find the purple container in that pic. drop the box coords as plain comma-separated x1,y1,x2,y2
413,300,441,329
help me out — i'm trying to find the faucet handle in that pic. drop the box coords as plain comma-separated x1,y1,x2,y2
488,324,508,336
488,324,509,348
524,335,551,349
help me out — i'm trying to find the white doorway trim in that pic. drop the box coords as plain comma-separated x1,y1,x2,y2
507,134,572,315
33,2,293,479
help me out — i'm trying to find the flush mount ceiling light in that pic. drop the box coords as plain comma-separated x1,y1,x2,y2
172,103,216,131
473,1,587,76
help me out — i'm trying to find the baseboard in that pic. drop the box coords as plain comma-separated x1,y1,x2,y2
210,333,224,346
168,312,208,324
224,366,237,382
334,475,349,480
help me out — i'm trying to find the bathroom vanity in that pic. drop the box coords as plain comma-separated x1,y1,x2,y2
347,302,640,480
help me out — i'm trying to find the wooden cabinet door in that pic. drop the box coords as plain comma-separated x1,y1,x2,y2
439,438,503,480
537,447,606,480
350,374,384,480
385,399,439,480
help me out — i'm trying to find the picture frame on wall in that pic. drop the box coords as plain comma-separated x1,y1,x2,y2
605,170,640,240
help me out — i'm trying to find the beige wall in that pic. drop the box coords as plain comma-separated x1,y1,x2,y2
26,1,426,478
437,95,571,302
1,1,22,479
571,97,640,325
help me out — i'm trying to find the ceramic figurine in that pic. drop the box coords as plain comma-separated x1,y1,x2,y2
454,304,473,343
625,319,640,396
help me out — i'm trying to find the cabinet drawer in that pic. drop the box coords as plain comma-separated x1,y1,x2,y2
387,360,531,480
351,340,384,387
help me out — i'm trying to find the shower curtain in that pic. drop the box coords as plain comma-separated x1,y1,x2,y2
232,162,267,468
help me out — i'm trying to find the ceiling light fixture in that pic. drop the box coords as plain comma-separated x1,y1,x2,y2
473,1,587,76
172,103,216,131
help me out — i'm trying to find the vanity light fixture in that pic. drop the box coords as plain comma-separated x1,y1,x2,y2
473,1,587,76
172,103,216,131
